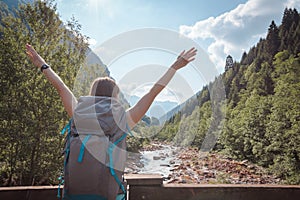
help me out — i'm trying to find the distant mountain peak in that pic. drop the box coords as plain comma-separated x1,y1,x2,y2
128,95,178,120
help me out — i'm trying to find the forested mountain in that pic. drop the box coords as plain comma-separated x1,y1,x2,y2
157,8,300,184
0,0,299,186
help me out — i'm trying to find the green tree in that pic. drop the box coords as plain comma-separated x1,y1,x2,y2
191,102,212,148
266,21,280,60
221,92,272,164
266,51,300,184
240,51,247,65
279,8,300,54
0,0,88,186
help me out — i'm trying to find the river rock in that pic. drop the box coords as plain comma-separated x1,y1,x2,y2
166,149,282,184
153,156,161,160
169,160,175,165
169,167,177,171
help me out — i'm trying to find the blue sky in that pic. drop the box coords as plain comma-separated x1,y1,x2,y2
56,0,247,46
55,0,300,106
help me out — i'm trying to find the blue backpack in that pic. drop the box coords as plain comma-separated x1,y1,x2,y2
57,96,132,200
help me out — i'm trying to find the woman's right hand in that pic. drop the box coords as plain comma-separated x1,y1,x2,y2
26,44,47,68
171,47,197,70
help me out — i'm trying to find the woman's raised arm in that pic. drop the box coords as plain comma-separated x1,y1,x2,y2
126,47,197,129
26,44,77,117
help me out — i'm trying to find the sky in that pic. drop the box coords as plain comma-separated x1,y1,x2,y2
55,0,300,105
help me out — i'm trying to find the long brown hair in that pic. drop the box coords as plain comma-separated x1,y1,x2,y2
89,77,120,98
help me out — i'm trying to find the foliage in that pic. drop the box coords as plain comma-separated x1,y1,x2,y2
266,52,300,183
0,0,89,186
157,8,300,184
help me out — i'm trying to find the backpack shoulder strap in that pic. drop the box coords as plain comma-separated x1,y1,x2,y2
107,124,132,200
58,119,73,198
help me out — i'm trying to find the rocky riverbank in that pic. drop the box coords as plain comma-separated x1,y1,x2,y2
125,142,283,185
165,147,282,184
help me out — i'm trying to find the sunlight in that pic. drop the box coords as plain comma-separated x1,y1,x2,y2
86,0,101,12
86,0,115,18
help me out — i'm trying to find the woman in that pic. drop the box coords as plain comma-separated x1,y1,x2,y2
26,44,197,200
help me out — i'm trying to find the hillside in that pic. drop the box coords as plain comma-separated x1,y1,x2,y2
156,8,300,184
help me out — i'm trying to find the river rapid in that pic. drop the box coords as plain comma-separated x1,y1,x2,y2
125,143,180,179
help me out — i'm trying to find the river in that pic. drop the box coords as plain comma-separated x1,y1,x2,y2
125,143,180,178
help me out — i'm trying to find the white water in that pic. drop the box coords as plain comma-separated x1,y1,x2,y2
126,144,180,178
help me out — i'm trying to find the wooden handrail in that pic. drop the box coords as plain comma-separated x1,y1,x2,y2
1,174,299,200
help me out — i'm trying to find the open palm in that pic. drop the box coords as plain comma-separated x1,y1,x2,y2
173,47,197,70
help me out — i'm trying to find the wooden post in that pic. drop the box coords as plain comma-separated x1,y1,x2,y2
125,174,163,200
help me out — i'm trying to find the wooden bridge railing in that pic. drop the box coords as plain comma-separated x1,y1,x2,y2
125,174,300,200
0,174,299,200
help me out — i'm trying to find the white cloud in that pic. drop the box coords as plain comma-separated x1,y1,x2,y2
285,0,300,8
180,0,300,71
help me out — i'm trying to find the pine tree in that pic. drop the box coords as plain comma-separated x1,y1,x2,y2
279,8,300,53
240,52,247,65
266,21,280,60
